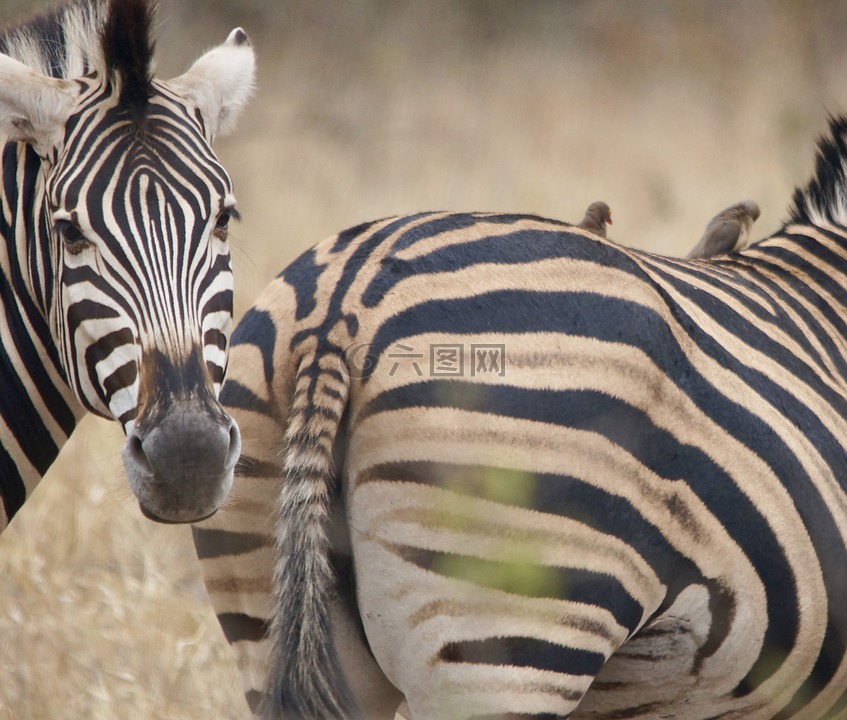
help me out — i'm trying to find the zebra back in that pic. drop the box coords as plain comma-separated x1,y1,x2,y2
201,110,847,718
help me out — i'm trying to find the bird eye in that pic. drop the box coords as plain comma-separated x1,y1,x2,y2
54,219,92,255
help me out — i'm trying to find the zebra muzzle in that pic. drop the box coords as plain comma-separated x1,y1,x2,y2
122,402,241,523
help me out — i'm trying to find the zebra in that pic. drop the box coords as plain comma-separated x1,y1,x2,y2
0,0,255,530
195,122,847,718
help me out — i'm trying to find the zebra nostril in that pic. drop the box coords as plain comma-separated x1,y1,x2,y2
125,432,154,476
225,419,242,471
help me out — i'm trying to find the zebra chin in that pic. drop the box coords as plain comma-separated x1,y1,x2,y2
121,402,241,524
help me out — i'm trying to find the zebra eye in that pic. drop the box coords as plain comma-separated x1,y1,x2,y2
213,207,240,240
54,219,92,256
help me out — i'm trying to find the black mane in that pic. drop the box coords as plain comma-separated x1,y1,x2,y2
101,0,156,117
0,0,158,103
790,114,847,226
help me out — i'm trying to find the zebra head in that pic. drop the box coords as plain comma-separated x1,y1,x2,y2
0,0,254,522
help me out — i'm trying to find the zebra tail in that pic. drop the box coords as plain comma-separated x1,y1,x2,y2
263,354,358,719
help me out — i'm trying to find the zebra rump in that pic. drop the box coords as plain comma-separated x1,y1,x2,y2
209,100,847,720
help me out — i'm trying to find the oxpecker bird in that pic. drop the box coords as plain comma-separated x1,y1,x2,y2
577,201,613,238
686,200,761,259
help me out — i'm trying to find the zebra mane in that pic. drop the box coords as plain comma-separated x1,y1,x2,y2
789,114,847,228
101,0,155,117
0,0,156,117
0,0,104,78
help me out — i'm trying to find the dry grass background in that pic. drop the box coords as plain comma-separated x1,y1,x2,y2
2,1,847,718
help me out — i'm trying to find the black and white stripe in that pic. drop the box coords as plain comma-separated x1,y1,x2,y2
198,115,847,720
0,0,253,527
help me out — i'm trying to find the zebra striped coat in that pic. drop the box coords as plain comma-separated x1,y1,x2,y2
197,119,847,718
0,0,253,528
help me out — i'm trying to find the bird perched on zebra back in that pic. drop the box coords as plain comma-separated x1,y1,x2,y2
686,200,760,259
577,200,613,238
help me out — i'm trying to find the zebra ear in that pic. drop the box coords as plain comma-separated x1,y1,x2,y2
168,28,255,142
0,54,79,158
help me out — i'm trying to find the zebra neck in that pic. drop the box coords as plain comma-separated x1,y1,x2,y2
761,225,847,304
0,142,81,529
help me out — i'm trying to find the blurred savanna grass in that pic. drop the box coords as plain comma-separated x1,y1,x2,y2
3,0,847,717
